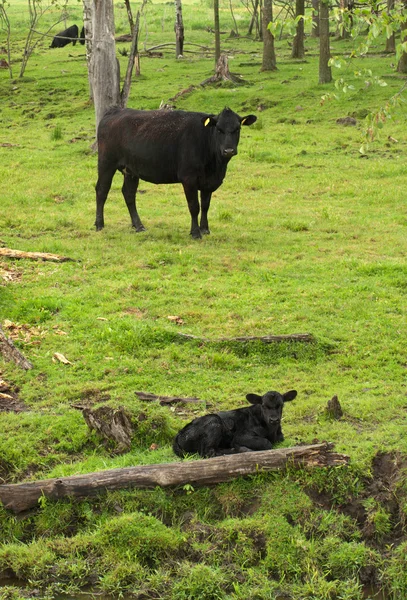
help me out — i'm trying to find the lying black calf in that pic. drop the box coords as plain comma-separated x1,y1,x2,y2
173,388,297,458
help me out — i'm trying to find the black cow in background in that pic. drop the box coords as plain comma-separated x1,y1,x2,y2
80,26,85,45
50,24,79,48
173,389,297,458
95,106,257,238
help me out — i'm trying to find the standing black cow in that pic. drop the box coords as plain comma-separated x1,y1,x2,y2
50,24,79,48
95,106,257,238
173,389,297,458
79,26,85,45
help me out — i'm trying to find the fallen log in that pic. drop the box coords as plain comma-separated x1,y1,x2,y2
135,391,207,405
0,326,33,370
0,443,348,513
177,333,314,344
0,248,73,262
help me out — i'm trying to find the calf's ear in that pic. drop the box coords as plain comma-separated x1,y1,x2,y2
240,115,257,126
246,393,263,405
283,390,297,402
202,115,217,127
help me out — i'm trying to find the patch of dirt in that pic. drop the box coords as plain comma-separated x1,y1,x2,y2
0,373,27,413
0,262,22,283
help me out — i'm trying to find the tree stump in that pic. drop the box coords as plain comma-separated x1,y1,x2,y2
83,406,133,453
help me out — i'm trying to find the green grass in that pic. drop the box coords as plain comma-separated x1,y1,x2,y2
1,0,407,598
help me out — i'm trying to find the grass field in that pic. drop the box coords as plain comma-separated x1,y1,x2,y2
1,1,407,598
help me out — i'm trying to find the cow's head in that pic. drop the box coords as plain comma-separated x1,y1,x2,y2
203,108,257,159
246,389,297,430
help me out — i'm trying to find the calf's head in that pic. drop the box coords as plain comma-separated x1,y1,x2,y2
246,389,297,429
203,108,257,159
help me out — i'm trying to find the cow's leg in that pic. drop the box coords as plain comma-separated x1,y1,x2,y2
182,182,201,239
122,172,146,232
199,190,212,235
233,435,273,452
95,167,116,230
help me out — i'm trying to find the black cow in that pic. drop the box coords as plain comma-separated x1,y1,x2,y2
80,26,85,46
50,24,79,48
173,389,297,458
95,106,257,238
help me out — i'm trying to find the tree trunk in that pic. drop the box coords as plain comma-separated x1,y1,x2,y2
214,0,221,64
120,10,141,107
175,0,184,57
319,0,332,83
397,0,407,70
291,0,305,58
385,0,395,53
311,0,319,37
124,0,134,33
0,443,349,513
0,248,73,262
261,0,277,71
91,0,121,136
83,0,94,100
0,327,33,370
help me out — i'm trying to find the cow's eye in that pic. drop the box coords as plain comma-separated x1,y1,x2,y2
216,127,225,134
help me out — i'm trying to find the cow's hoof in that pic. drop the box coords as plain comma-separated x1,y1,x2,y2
95,225,104,231
200,228,210,235
191,230,202,240
133,225,146,232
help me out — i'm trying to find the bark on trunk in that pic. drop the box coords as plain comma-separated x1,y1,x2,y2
91,0,121,136
385,0,395,53
83,0,94,101
397,0,407,71
0,327,33,370
319,0,332,83
175,0,184,57
214,0,221,64
120,10,140,107
291,0,305,58
0,443,349,513
261,0,277,71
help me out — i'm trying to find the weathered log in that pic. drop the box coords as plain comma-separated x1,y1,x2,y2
0,443,349,513
0,248,73,262
83,406,133,453
135,391,207,405
0,326,33,370
177,332,314,344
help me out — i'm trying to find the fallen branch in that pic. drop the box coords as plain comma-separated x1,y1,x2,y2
177,333,314,344
0,326,33,370
0,443,348,513
135,391,207,405
0,248,73,262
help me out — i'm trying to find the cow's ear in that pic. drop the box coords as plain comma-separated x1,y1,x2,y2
246,393,263,405
240,114,257,126
202,115,217,127
283,390,297,402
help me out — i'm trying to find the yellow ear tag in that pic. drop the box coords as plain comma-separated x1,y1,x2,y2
241,117,247,125
204,118,211,126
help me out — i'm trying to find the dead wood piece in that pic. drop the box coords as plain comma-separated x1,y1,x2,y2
201,53,244,85
83,406,133,453
0,443,349,513
135,391,206,405
177,333,314,344
0,248,73,262
325,395,343,420
0,327,33,370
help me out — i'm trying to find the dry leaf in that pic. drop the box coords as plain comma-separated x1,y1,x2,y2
149,443,159,451
167,315,184,325
97,317,108,321
53,352,72,365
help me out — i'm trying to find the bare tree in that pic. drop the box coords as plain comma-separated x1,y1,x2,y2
124,0,135,33
319,0,332,83
261,0,277,71
291,0,305,58
91,0,120,134
175,0,184,57
0,0,12,78
214,0,221,63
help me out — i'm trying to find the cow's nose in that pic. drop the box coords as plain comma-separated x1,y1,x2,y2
223,148,236,157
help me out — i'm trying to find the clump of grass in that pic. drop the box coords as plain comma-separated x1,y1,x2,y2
50,123,63,141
